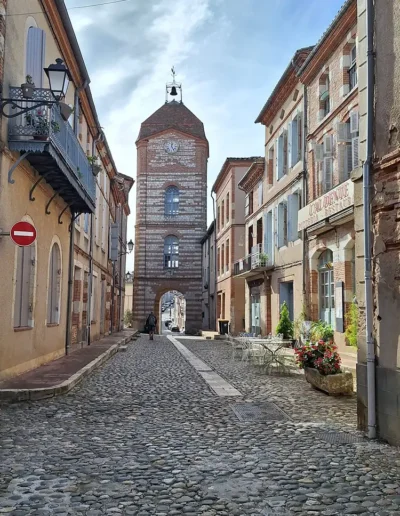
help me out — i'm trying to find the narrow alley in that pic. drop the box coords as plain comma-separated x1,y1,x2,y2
1,336,400,516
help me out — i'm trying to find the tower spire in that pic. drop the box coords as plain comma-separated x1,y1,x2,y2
166,66,182,104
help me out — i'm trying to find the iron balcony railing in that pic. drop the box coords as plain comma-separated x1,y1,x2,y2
233,243,274,277
8,87,95,204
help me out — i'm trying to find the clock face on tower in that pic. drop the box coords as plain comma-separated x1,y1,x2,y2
164,141,179,154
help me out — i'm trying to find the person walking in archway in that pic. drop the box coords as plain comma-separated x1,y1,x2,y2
146,311,157,340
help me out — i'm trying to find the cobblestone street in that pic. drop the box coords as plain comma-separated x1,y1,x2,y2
1,336,400,516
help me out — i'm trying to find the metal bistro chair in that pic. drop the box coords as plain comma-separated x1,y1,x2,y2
262,335,292,376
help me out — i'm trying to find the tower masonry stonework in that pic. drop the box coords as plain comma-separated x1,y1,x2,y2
133,100,208,332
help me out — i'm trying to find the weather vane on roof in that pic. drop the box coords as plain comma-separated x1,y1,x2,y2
166,66,182,104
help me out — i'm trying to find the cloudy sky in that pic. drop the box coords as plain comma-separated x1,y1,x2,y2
66,0,344,270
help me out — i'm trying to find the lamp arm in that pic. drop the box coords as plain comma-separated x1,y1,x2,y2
0,99,55,119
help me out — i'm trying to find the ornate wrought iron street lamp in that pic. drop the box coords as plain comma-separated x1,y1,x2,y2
1,58,72,119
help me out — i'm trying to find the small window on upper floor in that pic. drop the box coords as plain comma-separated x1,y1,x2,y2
336,111,359,182
221,200,225,227
349,44,357,90
164,236,179,268
245,191,254,217
26,26,46,88
226,193,230,223
319,72,331,120
165,186,179,216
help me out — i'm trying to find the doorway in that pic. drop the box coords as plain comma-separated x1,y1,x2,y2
319,250,335,328
250,286,261,335
159,290,186,335
279,281,294,321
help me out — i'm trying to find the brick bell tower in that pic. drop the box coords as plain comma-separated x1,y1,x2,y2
133,70,208,333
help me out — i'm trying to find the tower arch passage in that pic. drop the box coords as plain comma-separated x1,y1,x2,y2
132,80,208,335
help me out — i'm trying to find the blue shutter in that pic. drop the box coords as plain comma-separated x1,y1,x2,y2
277,203,285,248
84,213,89,233
264,211,273,262
287,194,299,242
26,27,46,88
291,118,298,167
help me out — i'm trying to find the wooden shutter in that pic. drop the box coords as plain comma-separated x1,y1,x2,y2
323,157,333,192
47,247,54,323
287,121,292,169
275,137,279,180
336,122,350,143
264,211,273,263
350,111,359,134
258,181,263,207
287,194,299,242
352,137,359,170
297,112,303,163
323,134,333,156
315,143,324,162
291,118,299,167
25,27,46,88
337,144,347,183
277,203,286,248
244,194,249,216
283,130,288,175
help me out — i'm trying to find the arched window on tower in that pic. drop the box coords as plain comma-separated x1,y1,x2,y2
164,236,179,268
165,186,179,216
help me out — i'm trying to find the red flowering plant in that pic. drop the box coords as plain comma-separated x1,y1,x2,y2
295,339,342,375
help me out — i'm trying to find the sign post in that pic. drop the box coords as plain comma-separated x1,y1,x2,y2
10,221,37,247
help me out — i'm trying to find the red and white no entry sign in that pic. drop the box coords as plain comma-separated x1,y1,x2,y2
10,221,37,247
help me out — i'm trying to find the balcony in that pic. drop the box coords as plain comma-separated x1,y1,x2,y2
7,87,95,213
233,243,274,278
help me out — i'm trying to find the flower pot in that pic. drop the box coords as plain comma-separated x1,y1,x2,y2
304,367,353,396
21,82,35,99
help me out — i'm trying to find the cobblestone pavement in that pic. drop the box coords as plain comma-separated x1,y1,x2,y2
0,336,399,516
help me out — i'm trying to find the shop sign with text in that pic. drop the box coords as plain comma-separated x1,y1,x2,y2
298,179,354,231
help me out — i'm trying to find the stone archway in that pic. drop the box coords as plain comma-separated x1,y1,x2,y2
153,288,186,335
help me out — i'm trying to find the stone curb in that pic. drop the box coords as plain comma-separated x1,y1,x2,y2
0,331,138,402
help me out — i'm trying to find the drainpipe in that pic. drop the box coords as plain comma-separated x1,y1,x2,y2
211,190,217,330
111,261,115,333
118,204,124,331
302,84,308,308
65,210,75,355
87,131,104,346
364,0,376,440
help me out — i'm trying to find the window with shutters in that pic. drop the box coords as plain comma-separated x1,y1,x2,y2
264,210,273,263
165,186,179,215
25,26,46,88
164,236,179,268
84,213,89,233
217,246,220,276
287,193,300,242
14,244,36,329
277,202,288,248
322,157,333,193
276,132,285,180
226,193,230,223
221,243,225,274
225,239,230,273
289,114,302,168
91,276,97,323
47,243,61,324
221,200,225,227
258,181,263,207
217,205,220,232
319,72,331,119
349,44,357,90
267,146,274,185
245,191,253,216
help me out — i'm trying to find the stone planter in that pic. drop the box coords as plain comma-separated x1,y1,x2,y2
304,367,353,395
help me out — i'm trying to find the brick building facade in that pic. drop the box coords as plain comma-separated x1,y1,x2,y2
133,99,208,333
298,0,358,350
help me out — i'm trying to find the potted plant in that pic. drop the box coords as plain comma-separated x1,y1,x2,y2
276,301,293,347
259,252,269,267
310,320,334,343
88,155,101,176
21,75,35,99
295,340,353,395
345,301,358,347
25,109,60,140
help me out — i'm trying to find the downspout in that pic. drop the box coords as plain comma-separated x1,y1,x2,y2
364,0,376,440
302,84,308,306
118,204,124,331
65,210,75,355
87,130,103,346
111,261,115,334
211,190,217,330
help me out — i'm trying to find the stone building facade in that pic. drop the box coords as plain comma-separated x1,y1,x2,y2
212,158,256,334
298,0,358,350
356,0,400,445
133,99,208,333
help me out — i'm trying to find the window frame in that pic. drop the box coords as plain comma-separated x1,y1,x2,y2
47,243,61,325
163,235,179,269
164,186,180,216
